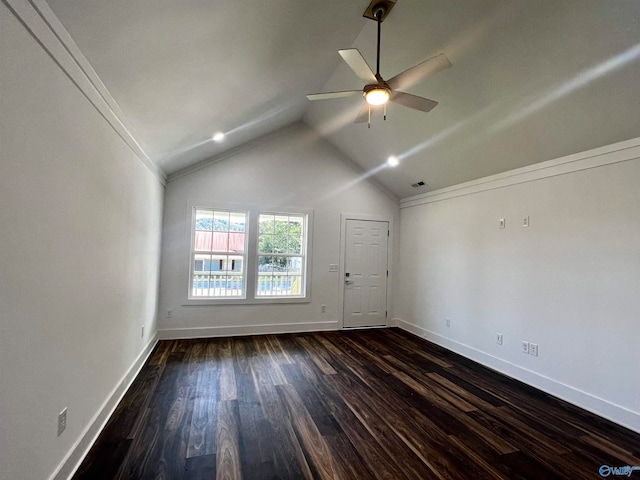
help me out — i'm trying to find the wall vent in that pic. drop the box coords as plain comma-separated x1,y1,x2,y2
411,181,426,188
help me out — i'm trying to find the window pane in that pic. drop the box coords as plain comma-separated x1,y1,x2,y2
272,227,287,254
259,235,274,254
286,257,302,275
229,232,245,253
258,255,275,271
210,256,223,271
194,254,211,272
195,210,213,231
194,230,213,251
212,231,229,252
258,275,272,296
287,217,304,254
214,211,230,231
256,255,302,297
286,217,302,254
286,233,302,254
202,270,242,296
259,214,275,235
229,212,246,232
230,255,243,272
192,275,212,297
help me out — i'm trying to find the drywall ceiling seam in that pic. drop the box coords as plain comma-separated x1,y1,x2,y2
4,0,167,186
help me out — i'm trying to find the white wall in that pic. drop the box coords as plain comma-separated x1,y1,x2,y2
0,4,164,479
158,123,400,337
396,141,640,432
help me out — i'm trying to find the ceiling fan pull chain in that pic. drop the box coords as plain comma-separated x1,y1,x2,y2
368,103,371,128
384,102,387,121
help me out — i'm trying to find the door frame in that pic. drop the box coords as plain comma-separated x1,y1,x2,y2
339,213,394,329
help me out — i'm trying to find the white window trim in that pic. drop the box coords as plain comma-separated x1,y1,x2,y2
255,211,309,300
183,202,313,305
188,207,249,300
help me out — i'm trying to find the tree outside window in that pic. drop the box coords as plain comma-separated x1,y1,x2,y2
257,214,306,296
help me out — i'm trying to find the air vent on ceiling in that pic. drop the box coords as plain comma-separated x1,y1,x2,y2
411,181,427,188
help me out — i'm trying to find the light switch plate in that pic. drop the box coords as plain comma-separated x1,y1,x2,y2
329,264,339,272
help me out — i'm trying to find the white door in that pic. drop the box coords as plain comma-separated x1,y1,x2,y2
343,219,389,328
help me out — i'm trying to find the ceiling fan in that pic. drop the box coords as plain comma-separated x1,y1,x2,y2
306,0,452,127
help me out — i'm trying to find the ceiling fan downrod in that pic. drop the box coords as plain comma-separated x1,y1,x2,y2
369,5,386,128
374,5,385,79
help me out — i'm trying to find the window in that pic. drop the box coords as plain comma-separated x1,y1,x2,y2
186,206,311,303
190,209,247,298
257,213,306,297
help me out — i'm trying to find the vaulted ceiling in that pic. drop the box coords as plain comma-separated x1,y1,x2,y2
46,0,640,198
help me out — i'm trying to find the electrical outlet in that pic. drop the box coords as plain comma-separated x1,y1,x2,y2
321,304,326,313
166,309,173,318
522,341,530,354
445,318,451,328
499,218,506,229
530,343,538,356
58,408,67,437
523,216,530,227
496,333,503,345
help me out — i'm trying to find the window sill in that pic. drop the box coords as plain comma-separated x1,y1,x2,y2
183,296,310,306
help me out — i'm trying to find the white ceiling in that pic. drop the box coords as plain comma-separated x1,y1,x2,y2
46,0,640,199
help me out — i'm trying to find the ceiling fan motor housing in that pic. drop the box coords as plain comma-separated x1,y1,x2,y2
362,0,396,22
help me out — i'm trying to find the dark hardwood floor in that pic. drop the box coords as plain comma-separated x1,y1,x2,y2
73,328,640,480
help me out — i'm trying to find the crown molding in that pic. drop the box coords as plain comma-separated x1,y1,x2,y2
401,137,640,208
4,0,166,186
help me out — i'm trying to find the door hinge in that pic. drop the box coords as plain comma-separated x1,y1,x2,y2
386,270,388,277
385,311,388,318
387,230,390,237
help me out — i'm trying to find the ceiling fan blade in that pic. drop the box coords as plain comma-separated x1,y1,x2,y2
387,53,452,91
339,49,377,84
390,91,439,112
306,90,362,101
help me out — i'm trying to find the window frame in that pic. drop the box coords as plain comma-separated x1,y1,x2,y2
183,203,312,305
255,211,308,299
188,207,249,300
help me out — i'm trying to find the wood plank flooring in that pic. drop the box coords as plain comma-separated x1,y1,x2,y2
73,329,640,480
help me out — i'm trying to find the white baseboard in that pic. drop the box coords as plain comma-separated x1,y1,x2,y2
50,335,159,480
396,318,640,434
158,320,340,339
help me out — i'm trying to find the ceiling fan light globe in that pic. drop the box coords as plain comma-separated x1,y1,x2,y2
365,88,390,106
